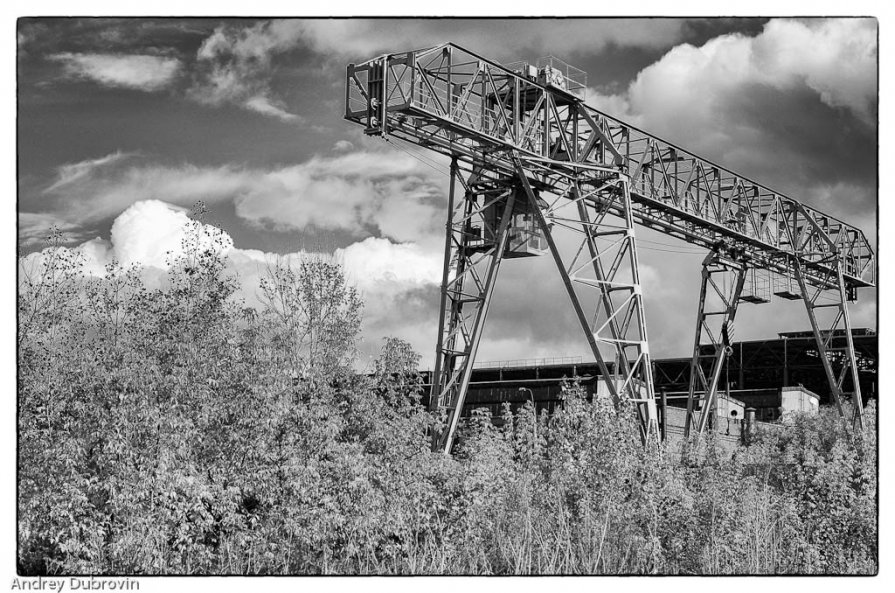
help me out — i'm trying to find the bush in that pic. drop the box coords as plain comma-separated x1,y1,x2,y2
17,221,878,575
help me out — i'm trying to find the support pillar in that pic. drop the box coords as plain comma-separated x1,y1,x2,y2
685,249,747,438
515,157,658,445
793,258,865,430
429,164,518,453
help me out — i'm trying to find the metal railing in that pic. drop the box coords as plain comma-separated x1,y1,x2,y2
345,42,875,289
473,356,584,369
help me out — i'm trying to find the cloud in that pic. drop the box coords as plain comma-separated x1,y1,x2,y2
20,18,878,367
183,17,689,122
336,237,442,292
44,151,135,194
41,161,255,225
18,200,445,364
232,151,447,244
293,18,688,60
41,150,448,245
22,201,233,276
243,95,300,122
756,19,877,120
624,18,875,125
585,18,877,215
17,212,89,247
333,140,354,152
189,21,304,122
49,52,182,91
19,194,877,371
109,200,233,268
19,19,211,57
595,18,876,135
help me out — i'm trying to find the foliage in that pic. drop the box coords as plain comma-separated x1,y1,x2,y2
17,220,878,575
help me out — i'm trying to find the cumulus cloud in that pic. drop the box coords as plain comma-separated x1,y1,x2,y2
18,198,877,369
22,201,233,276
49,52,182,91
755,19,877,120
336,236,442,292
584,18,877,221
109,200,233,267
19,200,446,364
590,18,876,139
41,150,448,245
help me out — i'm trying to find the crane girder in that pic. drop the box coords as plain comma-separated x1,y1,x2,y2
345,42,874,291
345,41,873,450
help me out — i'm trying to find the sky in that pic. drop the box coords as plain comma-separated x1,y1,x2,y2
16,17,878,369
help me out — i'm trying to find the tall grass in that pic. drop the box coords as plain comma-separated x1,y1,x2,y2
17,222,877,575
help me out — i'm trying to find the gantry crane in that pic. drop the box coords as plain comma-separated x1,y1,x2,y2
344,43,875,453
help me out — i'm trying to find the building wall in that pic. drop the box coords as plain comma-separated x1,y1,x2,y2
715,393,746,421
653,331,877,406
780,386,820,417
661,406,743,454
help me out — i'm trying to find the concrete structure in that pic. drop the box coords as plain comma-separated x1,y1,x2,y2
781,386,820,417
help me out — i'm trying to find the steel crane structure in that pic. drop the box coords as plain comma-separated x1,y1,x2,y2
344,43,875,453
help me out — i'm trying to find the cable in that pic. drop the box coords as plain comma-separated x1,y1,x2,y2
636,238,705,252
385,137,445,175
631,242,704,255
637,246,705,255
398,139,449,173
384,137,451,178
383,136,440,172
379,138,822,265
590,233,704,255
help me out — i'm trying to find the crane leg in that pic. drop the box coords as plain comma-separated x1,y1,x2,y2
515,159,658,446
684,251,747,438
793,259,865,430
430,162,517,453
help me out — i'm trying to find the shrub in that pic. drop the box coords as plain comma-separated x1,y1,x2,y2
17,219,878,575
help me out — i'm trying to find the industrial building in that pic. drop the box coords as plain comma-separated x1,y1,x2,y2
420,328,876,435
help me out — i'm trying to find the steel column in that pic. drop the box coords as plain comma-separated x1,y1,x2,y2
429,157,459,414
793,258,865,430
685,250,747,437
430,169,518,453
513,158,619,403
515,157,658,444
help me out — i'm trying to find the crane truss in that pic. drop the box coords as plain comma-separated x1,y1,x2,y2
685,250,748,437
345,43,875,450
427,155,659,453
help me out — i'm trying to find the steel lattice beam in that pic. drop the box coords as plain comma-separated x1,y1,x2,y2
345,41,874,446
346,43,874,290
515,158,658,445
428,154,660,452
429,161,518,453
793,258,866,430
685,250,748,437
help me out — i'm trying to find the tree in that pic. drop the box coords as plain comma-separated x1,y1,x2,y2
259,256,362,379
